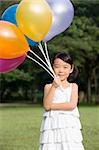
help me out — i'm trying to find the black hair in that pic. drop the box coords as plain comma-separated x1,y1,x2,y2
51,52,78,82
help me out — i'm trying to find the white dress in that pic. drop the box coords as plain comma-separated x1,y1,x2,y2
39,83,85,150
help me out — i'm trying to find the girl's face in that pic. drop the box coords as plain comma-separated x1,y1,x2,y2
53,58,73,81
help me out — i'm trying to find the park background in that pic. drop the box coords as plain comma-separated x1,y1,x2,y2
0,0,99,150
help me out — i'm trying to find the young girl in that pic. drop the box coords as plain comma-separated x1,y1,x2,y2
39,52,85,150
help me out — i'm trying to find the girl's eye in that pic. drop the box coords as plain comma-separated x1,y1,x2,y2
55,66,59,68
64,66,68,68
54,65,59,68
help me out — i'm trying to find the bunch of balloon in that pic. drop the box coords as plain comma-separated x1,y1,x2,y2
0,21,29,73
0,0,74,79
16,0,74,80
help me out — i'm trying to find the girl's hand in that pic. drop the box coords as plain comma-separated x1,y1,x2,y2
52,76,62,88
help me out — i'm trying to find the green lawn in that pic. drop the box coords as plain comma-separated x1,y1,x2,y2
0,105,99,150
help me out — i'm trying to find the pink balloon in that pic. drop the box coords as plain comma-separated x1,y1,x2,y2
0,55,26,73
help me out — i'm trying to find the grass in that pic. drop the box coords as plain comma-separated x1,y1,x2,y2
79,106,99,150
0,105,99,150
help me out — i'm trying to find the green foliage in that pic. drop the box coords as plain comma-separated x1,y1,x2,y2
0,69,33,82
0,0,20,17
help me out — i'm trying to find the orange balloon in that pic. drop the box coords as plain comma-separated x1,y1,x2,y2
0,21,29,59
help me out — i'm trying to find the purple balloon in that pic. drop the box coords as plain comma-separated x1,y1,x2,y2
0,55,26,73
43,0,74,42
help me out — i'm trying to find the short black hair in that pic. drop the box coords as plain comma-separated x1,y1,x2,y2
51,52,78,82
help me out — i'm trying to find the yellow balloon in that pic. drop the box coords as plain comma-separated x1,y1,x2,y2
16,0,52,42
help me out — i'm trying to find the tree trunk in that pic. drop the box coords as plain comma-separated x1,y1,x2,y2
94,70,99,104
87,77,91,103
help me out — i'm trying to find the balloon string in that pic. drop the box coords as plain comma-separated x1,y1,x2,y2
44,42,56,77
38,42,56,77
27,55,54,78
44,42,50,63
40,43,63,91
27,48,63,91
38,42,49,65
29,49,52,72
38,42,51,68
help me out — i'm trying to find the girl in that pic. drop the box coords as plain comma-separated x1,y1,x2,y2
39,52,85,150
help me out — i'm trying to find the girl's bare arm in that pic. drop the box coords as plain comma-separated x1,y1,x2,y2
51,83,78,110
43,77,62,111
43,84,56,111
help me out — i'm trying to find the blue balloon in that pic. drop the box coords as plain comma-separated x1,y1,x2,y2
26,37,38,46
1,4,38,46
2,4,18,25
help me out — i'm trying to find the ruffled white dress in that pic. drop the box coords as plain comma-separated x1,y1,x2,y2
39,83,85,150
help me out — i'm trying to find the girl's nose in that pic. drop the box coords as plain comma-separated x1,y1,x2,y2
59,67,64,72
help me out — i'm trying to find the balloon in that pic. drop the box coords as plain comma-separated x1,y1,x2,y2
1,4,38,46
43,0,74,42
16,0,52,42
0,21,29,59
26,36,38,46
0,55,26,73
1,4,18,25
